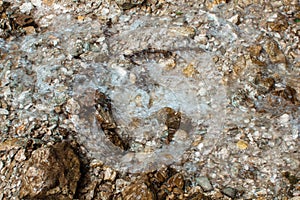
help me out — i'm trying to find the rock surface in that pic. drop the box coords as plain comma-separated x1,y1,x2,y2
0,0,299,199
19,142,80,199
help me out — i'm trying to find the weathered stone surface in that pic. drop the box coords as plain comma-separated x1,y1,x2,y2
264,39,286,64
222,187,237,198
19,142,80,199
196,176,213,192
266,13,288,32
122,182,155,200
114,0,145,9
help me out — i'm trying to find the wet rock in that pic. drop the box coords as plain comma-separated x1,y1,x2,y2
264,39,286,64
115,0,145,10
122,182,155,200
19,142,80,199
196,176,213,192
222,187,237,198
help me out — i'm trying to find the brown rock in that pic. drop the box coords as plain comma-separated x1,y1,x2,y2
248,45,262,57
264,39,286,64
19,142,80,199
255,73,275,93
267,13,288,32
122,182,155,200
189,192,212,200
167,173,185,189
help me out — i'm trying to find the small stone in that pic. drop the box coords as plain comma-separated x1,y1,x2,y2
65,98,80,114
173,129,188,142
0,108,9,115
228,14,240,25
222,187,237,198
236,140,248,150
168,27,196,38
31,0,42,7
264,39,286,64
0,161,4,170
279,114,290,127
20,2,33,14
104,167,117,181
14,149,27,162
23,26,36,35
77,15,85,22
167,173,185,189
249,45,262,57
114,0,145,10
122,182,155,200
196,176,213,192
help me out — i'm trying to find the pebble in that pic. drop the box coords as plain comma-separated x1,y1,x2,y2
14,149,26,162
20,2,33,14
0,109,9,115
104,167,117,181
222,187,237,198
264,39,286,64
196,176,213,192
279,114,290,127
236,140,248,150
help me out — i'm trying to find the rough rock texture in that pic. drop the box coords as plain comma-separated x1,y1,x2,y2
0,0,299,199
115,0,145,10
19,142,80,199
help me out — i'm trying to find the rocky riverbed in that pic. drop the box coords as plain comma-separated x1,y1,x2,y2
0,0,299,199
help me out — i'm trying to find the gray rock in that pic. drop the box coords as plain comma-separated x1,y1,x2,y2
222,187,237,199
196,176,213,192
